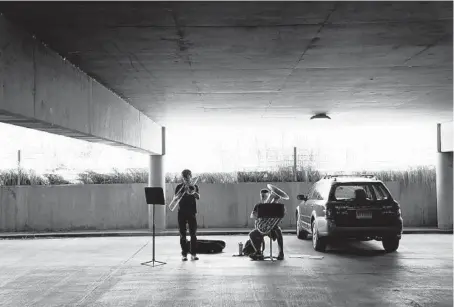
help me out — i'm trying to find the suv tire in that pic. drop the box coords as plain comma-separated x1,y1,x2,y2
382,236,400,252
312,221,327,252
296,213,308,240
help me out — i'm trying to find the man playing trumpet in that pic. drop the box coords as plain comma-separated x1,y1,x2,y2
175,169,200,261
248,188,285,260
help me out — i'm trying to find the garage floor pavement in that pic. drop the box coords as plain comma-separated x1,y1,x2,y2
0,234,452,307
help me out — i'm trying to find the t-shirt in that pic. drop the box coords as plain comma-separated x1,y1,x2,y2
175,183,200,214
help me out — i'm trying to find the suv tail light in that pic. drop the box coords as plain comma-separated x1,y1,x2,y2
325,203,337,219
382,201,401,216
326,208,334,218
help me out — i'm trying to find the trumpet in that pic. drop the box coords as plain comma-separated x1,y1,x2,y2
168,176,200,211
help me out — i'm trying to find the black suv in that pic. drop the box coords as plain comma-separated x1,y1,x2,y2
295,175,403,252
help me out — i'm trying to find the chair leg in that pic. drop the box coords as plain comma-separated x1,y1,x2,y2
264,237,277,261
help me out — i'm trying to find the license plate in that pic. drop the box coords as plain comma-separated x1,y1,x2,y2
356,210,372,219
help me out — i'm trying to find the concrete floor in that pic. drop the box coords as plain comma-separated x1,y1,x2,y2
0,234,452,307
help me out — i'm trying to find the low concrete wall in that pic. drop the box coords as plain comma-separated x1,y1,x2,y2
165,182,437,229
0,184,149,232
164,183,310,229
0,181,437,232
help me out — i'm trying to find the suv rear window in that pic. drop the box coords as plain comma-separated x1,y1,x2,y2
330,183,391,201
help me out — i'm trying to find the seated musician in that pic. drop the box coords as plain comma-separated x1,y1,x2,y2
248,189,285,260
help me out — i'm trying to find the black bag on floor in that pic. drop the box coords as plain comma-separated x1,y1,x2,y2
242,239,265,256
242,239,255,256
187,239,226,254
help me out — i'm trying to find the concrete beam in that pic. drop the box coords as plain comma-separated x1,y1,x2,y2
0,15,162,154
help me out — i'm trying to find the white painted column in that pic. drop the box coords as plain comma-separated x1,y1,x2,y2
148,127,166,230
436,151,453,230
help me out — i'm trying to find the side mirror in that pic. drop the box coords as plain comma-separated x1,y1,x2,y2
297,194,307,201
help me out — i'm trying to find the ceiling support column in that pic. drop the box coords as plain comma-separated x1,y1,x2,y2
436,123,453,231
148,127,166,230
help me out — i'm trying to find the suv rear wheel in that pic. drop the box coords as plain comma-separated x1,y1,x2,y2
382,236,400,252
312,221,327,252
296,213,308,240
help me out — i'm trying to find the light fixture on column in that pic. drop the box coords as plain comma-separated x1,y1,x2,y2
310,113,331,120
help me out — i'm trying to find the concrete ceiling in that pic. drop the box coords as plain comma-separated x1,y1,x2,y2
0,1,452,127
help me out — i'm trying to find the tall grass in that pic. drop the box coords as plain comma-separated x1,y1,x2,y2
0,165,436,186
356,166,436,185
43,173,71,185
236,166,323,183
0,169,69,186
77,169,148,184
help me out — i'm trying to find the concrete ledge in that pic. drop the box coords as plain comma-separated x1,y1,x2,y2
0,227,451,239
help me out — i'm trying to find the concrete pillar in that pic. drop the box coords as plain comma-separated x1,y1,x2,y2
148,154,166,230
436,151,453,230
148,126,166,230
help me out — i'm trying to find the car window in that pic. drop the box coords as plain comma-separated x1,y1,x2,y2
372,184,390,200
364,185,374,199
319,182,331,200
334,186,356,200
333,184,374,200
313,182,330,200
307,184,317,200
313,187,321,200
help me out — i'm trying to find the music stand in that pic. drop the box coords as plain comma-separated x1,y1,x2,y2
141,187,166,267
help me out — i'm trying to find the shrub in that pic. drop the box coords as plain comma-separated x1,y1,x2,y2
76,169,148,184
0,165,437,186
0,169,48,186
237,166,323,183
194,172,237,184
43,173,71,185
358,166,436,185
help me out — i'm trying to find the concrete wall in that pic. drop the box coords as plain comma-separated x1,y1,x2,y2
165,182,437,229
0,181,437,232
0,15,162,154
0,184,148,232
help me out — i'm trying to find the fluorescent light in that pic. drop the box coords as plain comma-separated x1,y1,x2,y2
310,113,331,120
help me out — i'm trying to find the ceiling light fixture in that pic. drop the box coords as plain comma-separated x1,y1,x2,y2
310,113,331,120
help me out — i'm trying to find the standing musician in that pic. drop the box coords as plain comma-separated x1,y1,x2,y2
175,169,200,261
248,189,285,260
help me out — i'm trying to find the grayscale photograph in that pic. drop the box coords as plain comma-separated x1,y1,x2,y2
0,1,452,307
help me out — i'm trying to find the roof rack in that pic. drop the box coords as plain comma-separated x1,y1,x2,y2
323,174,377,180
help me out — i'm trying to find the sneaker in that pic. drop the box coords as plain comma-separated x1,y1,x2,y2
182,255,188,261
191,255,199,261
277,252,284,260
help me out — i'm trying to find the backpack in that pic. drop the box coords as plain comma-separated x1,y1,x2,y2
242,239,265,256
187,239,226,254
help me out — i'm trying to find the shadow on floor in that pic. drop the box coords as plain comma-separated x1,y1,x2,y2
324,240,390,257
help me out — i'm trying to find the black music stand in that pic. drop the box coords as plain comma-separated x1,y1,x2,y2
141,187,166,267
